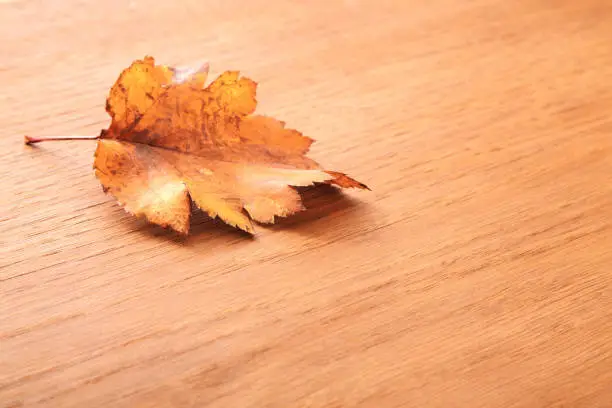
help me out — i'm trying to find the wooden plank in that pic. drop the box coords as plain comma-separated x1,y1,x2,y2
1,0,611,406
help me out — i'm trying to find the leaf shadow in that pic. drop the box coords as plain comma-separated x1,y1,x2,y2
125,206,255,244
121,184,366,243
189,210,256,240
22,141,88,167
262,184,364,234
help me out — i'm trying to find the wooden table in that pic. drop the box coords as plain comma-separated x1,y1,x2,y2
2,1,611,406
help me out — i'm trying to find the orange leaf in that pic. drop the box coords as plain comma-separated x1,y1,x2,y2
29,56,368,234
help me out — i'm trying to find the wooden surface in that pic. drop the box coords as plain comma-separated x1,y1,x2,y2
1,1,612,407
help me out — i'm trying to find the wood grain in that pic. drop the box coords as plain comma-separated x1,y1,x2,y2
1,0,612,407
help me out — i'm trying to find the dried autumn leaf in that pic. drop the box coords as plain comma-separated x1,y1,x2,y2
26,56,368,234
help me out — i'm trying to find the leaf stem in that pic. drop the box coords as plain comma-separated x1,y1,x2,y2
24,135,100,145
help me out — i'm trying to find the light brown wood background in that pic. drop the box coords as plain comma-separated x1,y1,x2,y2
1,0,612,407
